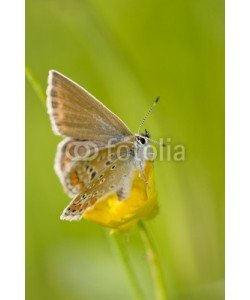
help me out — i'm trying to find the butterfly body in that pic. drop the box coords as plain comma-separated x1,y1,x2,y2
46,70,154,221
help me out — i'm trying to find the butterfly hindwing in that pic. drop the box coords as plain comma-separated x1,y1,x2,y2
60,143,136,221
55,138,108,196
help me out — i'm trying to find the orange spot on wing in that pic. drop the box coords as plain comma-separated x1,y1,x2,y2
71,204,81,211
70,171,79,185
89,198,97,206
82,202,89,210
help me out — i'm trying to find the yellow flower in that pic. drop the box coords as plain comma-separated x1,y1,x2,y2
83,161,158,232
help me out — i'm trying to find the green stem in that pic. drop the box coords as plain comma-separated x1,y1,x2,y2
138,221,167,300
112,233,144,300
25,66,46,104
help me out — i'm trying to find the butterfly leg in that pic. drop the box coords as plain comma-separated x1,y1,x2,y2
116,167,134,200
117,188,128,200
137,160,149,186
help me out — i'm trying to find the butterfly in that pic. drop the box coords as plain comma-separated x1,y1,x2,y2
46,70,157,221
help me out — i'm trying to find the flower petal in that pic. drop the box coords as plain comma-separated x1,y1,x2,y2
83,161,158,231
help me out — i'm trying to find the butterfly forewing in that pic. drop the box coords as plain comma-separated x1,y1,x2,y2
47,70,132,142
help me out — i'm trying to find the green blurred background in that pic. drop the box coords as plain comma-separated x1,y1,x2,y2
26,0,224,299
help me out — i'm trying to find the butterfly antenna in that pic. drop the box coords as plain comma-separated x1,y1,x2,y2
137,97,160,133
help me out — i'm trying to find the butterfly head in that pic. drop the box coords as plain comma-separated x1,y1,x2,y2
135,129,150,146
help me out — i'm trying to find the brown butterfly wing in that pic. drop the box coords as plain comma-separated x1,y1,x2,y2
60,143,136,221
46,70,132,142
55,138,108,196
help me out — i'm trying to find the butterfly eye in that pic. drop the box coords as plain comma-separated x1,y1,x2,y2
140,137,146,144
137,136,146,145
